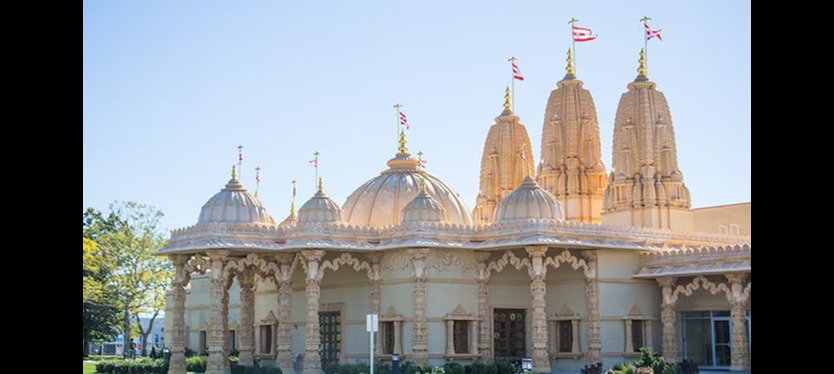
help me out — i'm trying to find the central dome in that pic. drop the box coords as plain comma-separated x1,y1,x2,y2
342,152,472,227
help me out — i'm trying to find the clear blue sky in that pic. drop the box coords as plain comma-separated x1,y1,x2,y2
83,1,751,232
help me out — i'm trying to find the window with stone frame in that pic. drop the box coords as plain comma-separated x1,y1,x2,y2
623,303,654,355
257,311,278,356
443,304,479,359
378,306,404,357
548,304,581,358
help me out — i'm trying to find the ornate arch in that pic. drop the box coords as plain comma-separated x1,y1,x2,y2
670,275,732,305
320,252,376,279
486,250,531,275
544,249,591,277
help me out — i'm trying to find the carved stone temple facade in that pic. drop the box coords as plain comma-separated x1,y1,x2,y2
159,51,750,374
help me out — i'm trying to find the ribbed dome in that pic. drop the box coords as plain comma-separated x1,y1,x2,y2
401,186,447,223
342,152,472,227
298,183,344,224
198,174,276,225
495,176,564,222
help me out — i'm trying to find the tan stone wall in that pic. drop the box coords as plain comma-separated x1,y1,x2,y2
692,202,751,236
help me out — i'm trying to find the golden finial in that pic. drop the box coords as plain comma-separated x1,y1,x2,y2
290,201,296,217
503,86,511,110
398,130,408,153
421,176,428,193
231,165,237,180
317,177,324,193
638,48,647,75
566,48,575,75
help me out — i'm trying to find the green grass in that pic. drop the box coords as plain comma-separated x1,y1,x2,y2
83,362,97,374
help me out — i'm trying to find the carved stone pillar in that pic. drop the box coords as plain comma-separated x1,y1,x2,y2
581,250,601,364
526,246,551,373
726,273,750,371
408,248,430,366
368,253,384,356
469,320,479,355
624,319,634,353
238,269,256,367
206,250,229,374
302,250,326,374
275,253,296,373
474,252,493,362
657,277,679,363
446,320,456,355
168,255,191,374
221,279,231,372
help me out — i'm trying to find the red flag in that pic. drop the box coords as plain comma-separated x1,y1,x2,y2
418,159,426,168
293,184,296,198
572,25,597,42
645,23,662,41
512,61,524,81
309,158,318,167
399,111,409,130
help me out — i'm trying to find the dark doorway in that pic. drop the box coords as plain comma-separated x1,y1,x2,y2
319,311,341,368
493,308,526,361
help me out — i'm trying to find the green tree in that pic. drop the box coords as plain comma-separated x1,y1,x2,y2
82,209,123,357
85,201,171,358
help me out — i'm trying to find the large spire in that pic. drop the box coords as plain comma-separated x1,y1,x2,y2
537,49,607,223
472,88,535,225
602,50,692,230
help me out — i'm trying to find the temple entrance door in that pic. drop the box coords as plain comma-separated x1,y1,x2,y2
319,311,341,368
493,309,526,361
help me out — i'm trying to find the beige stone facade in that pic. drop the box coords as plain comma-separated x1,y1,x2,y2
159,51,750,374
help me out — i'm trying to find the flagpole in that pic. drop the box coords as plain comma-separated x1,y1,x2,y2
508,57,516,111
313,151,320,189
237,145,243,181
255,166,261,198
394,103,402,151
640,16,651,72
568,18,578,74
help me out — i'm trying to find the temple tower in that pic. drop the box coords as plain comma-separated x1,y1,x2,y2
537,49,607,222
473,87,535,225
602,50,692,230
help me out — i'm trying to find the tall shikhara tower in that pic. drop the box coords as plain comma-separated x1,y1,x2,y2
602,50,692,230
537,50,607,222
473,88,535,225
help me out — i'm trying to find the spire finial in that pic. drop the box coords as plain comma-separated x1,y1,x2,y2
421,175,428,193
232,165,237,180
398,130,408,153
317,177,324,193
504,86,511,110
638,48,647,75
290,201,296,217
566,48,575,75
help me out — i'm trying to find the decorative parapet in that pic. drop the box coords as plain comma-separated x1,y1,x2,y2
157,216,750,256
634,244,751,278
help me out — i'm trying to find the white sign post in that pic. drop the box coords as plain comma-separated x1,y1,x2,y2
366,314,379,374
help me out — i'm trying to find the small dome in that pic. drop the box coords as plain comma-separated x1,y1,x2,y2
401,184,447,223
495,176,564,222
298,180,343,224
198,173,276,225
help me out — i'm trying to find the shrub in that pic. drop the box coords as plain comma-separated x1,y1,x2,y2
94,358,164,374
443,363,464,374
677,360,698,374
186,355,208,373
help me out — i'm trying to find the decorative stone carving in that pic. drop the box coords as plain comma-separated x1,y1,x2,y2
548,304,581,356
525,246,551,373
238,269,256,367
367,253,384,356
726,273,750,371
206,250,229,374
580,249,600,364
657,277,679,363
408,248,430,366
473,252,493,362
443,304,479,357
300,250,325,374
274,253,298,372
168,255,191,374
380,306,404,356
